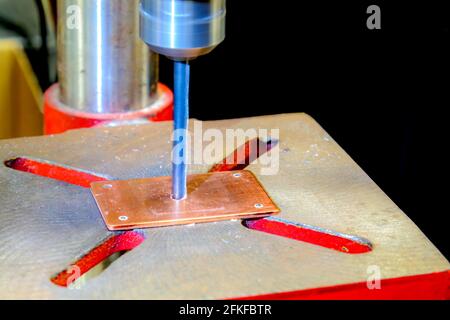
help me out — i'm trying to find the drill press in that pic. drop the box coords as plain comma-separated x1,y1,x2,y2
140,0,226,200
87,0,278,230
1,1,448,299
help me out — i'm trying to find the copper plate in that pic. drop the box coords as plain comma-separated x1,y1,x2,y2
90,170,280,231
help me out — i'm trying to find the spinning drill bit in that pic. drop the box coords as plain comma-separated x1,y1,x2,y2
172,60,190,200
140,0,226,200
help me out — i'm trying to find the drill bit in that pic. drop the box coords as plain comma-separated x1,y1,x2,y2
140,0,226,201
172,60,190,200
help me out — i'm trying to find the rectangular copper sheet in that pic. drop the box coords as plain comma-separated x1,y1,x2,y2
90,170,280,231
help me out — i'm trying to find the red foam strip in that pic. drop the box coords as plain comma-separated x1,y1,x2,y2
232,270,450,300
51,231,145,287
5,158,106,188
244,218,372,254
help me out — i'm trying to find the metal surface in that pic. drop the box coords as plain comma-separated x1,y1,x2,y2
140,0,226,59
0,114,448,299
91,170,279,230
172,60,190,199
57,0,159,113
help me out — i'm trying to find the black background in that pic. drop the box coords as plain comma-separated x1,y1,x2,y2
1,300,448,317
159,1,449,258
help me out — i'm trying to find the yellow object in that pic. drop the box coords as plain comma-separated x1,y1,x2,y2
0,40,43,139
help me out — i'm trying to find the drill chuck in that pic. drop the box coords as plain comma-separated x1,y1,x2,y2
140,0,226,59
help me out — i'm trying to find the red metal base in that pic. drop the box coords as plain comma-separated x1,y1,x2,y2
233,271,450,300
44,83,174,135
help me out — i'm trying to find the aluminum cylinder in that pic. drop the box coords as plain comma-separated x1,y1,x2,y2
58,0,159,114
140,0,226,59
